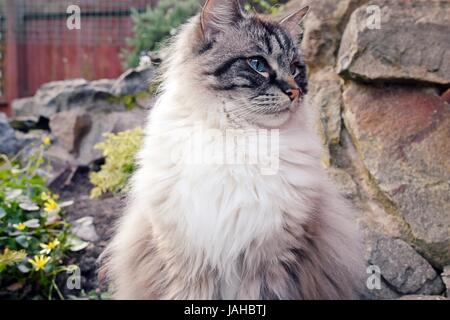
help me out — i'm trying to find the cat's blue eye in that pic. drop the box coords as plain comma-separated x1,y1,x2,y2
248,58,268,75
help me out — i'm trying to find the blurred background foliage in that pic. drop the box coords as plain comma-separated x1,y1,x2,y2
123,0,286,68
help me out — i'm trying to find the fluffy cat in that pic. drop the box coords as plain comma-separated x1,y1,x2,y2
102,0,365,299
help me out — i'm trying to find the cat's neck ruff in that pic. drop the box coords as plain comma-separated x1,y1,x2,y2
132,16,325,277
136,85,324,270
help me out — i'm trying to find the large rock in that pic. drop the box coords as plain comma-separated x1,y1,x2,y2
442,266,450,297
75,108,147,166
337,2,450,85
12,66,154,166
12,97,39,121
0,113,32,156
365,234,444,296
47,106,147,166
12,66,154,122
343,82,450,266
111,66,154,96
277,0,370,69
442,89,450,105
49,109,92,154
33,79,118,119
398,295,447,300
309,67,344,165
326,166,359,200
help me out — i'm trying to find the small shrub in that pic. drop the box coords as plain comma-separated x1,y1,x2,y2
123,0,287,68
108,91,151,110
0,138,79,299
90,128,144,199
123,0,201,68
244,0,284,14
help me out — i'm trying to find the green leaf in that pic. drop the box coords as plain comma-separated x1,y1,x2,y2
59,200,74,208
68,236,89,252
6,189,22,200
19,202,40,212
15,235,30,248
29,175,45,186
17,264,31,273
0,207,6,219
24,219,40,228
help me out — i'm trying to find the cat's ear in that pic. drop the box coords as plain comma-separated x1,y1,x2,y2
279,6,310,39
200,0,244,41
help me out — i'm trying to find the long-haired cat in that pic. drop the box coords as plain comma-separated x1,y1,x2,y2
102,0,364,299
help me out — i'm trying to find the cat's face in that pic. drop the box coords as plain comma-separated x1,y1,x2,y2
194,0,309,128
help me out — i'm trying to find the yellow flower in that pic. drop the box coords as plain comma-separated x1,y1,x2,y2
44,198,60,213
13,223,27,231
40,192,51,201
39,239,60,255
42,136,51,146
41,192,59,202
28,255,51,271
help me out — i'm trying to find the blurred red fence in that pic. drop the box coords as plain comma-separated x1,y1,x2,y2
0,0,158,115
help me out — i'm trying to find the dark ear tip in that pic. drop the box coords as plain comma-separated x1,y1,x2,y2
280,5,311,26
299,5,311,17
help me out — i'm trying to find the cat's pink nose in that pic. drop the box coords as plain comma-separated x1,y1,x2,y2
286,88,301,102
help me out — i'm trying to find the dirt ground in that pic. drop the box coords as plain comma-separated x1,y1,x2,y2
55,168,124,298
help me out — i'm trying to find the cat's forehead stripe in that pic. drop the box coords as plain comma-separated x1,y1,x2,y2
254,20,293,55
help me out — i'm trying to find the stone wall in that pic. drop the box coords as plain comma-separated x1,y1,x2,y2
278,0,449,299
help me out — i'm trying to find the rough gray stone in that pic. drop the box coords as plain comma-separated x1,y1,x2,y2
44,106,146,167
442,89,450,105
442,266,450,297
337,2,450,85
309,68,344,165
364,266,400,300
12,97,39,121
75,107,147,166
0,113,31,156
112,66,154,96
277,0,370,69
326,167,359,200
49,109,92,154
16,75,151,166
343,82,450,266
365,234,444,295
34,79,118,119
398,295,447,300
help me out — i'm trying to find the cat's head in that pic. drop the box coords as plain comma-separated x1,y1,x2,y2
164,0,310,129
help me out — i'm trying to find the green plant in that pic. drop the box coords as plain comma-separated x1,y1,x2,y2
108,91,151,110
244,0,284,14
123,0,201,68
0,138,81,300
123,0,288,68
90,128,144,199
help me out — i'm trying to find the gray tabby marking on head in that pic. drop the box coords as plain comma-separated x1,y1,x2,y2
172,0,310,128
201,2,308,94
